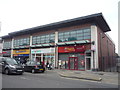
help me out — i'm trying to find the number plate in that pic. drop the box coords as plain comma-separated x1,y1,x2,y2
17,70,22,71
39,69,43,70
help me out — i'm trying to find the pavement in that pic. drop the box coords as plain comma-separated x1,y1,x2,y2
54,69,119,85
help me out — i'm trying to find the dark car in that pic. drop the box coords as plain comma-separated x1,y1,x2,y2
0,57,24,75
24,60,45,73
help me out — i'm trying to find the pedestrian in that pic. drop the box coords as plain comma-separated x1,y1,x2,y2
46,61,49,70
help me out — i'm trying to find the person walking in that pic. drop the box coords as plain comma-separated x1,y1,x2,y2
46,61,49,70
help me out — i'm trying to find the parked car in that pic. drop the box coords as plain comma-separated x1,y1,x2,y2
24,60,45,73
0,57,24,75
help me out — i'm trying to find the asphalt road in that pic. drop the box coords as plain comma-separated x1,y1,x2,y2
2,70,118,88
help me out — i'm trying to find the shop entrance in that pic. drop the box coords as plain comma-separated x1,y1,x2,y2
32,53,55,67
68,57,78,70
86,58,91,70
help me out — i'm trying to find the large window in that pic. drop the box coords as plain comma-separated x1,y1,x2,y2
58,28,91,42
3,41,11,49
32,34,55,45
14,38,30,47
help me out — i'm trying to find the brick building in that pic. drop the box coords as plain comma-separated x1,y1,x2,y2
1,13,116,71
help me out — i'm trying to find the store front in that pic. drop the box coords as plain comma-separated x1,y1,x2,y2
2,50,11,57
13,49,30,61
58,45,90,71
31,48,55,68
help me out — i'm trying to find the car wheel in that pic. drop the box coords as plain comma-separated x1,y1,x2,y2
41,70,45,73
31,69,35,73
5,69,10,75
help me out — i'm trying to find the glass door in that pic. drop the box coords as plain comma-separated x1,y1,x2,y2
86,58,91,70
69,57,78,70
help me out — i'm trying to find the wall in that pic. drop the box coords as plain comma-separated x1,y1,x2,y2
97,26,116,71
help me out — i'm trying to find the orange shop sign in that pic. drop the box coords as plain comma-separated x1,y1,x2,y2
58,45,86,53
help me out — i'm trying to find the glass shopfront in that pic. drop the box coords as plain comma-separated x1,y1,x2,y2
13,49,30,61
2,50,11,57
58,45,86,70
31,48,55,68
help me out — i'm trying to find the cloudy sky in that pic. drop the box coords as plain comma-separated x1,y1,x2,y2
0,0,119,52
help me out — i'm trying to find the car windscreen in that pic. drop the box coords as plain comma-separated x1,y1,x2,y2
5,58,18,65
29,61,41,65
32,61,40,65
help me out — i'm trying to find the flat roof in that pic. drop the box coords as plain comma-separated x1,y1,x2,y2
6,13,111,37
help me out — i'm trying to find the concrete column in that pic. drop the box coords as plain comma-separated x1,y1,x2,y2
55,31,58,68
91,25,99,70
41,53,43,62
29,35,32,60
11,38,14,58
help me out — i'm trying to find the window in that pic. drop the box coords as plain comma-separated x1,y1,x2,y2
32,33,55,45
3,41,12,49
14,37,30,47
58,28,91,42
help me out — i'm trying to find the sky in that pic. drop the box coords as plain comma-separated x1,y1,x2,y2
0,0,119,53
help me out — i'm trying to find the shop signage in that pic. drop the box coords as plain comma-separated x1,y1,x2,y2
13,49,30,55
58,45,86,53
2,50,11,56
91,45,96,51
31,48,55,54
13,54,29,56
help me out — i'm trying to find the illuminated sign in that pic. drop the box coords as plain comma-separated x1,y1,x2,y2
31,48,55,54
13,49,30,55
58,45,86,53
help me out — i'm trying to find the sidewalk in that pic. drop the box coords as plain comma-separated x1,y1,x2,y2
55,69,119,85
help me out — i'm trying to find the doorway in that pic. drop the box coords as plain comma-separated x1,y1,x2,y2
86,58,91,70
68,57,78,70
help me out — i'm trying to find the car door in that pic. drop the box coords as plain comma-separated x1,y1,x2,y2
0,57,2,73
29,61,35,71
24,61,31,72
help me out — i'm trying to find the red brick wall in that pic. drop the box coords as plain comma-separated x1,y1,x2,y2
97,26,116,71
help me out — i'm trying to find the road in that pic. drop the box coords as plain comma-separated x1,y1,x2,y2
2,70,118,88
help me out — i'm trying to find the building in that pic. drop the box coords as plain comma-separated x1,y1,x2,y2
0,37,3,56
1,13,116,72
